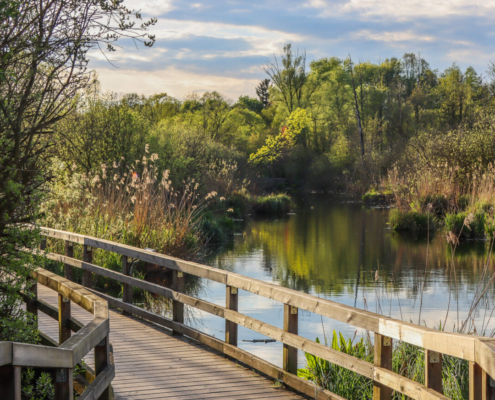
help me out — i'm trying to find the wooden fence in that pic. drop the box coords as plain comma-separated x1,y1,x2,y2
40,227,495,400
0,266,114,400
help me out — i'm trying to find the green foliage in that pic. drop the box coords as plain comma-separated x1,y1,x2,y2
54,79,152,174
299,332,468,400
200,214,234,244
21,369,54,400
298,332,373,399
444,211,486,238
362,188,393,204
237,95,264,114
249,108,310,167
252,193,293,215
389,209,436,231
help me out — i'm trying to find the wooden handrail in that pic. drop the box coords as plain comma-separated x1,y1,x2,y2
38,227,495,399
0,266,114,400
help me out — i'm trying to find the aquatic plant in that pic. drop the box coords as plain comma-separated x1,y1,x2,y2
389,209,436,231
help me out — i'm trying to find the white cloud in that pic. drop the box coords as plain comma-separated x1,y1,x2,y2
153,19,306,47
96,66,260,99
351,29,436,44
307,0,495,19
123,0,175,15
446,48,495,65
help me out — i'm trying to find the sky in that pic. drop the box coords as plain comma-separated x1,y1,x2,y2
91,0,495,101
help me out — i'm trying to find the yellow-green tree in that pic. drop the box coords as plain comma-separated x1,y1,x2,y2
249,108,311,166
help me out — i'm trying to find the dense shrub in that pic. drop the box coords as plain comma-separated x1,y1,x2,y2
252,193,293,215
389,210,436,231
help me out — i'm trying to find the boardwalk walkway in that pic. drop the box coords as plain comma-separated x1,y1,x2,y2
36,285,305,400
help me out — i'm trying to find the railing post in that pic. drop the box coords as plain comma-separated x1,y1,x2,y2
225,285,238,346
0,365,21,400
373,333,393,400
26,277,38,319
58,294,71,345
95,336,111,400
283,304,298,374
172,270,184,336
122,256,132,316
54,367,73,400
482,369,495,400
64,241,74,281
469,361,489,400
425,350,443,394
82,245,92,288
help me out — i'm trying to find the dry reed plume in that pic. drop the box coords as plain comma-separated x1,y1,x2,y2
42,146,219,259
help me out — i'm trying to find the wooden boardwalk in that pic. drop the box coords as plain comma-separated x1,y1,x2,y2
36,284,305,400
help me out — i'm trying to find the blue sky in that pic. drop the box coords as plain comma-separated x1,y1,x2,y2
92,0,495,100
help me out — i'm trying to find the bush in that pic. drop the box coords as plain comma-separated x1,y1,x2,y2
389,209,436,231
252,193,293,215
200,214,234,244
444,211,486,238
362,189,393,205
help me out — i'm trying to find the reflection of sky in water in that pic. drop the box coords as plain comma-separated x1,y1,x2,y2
176,194,495,367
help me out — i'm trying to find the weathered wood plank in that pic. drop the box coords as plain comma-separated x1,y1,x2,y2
0,342,12,366
37,285,307,400
283,304,298,375
225,285,238,346
373,334,393,400
425,350,443,394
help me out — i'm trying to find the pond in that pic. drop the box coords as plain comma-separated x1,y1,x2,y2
150,193,495,368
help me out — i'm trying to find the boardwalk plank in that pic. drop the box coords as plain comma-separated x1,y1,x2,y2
36,285,306,400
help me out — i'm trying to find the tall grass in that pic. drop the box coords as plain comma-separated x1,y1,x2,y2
41,149,219,259
386,163,495,238
299,334,468,400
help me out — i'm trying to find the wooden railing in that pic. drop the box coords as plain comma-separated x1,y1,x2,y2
40,227,495,400
0,266,114,400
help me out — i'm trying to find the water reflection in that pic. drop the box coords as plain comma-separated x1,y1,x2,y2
142,193,495,367
203,194,495,365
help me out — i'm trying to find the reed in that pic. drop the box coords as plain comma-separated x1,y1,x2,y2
41,148,219,259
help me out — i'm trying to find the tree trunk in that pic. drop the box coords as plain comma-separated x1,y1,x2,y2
350,66,365,162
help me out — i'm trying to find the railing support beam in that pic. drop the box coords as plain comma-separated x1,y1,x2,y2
172,270,184,336
0,365,21,400
83,245,92,288
122,256,132,316
470,362,483,400
482,370,495,400
471,362,495,400
225,286,238,346
64,241,74,281
283,304,298,375
425,350,443,394
59,294,71,344
26,277,38,319
54,368,73,400
373,333,393,400
95,336,111,400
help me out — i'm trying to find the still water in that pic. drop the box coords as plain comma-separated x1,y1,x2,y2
155,193,495,367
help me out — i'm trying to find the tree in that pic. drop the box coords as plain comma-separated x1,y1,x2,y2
54,78,151,173
256,79,271,108
237,95,264,114
249,108,311,167
263,44,318,114
348,57,365,161
0,0,156,345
